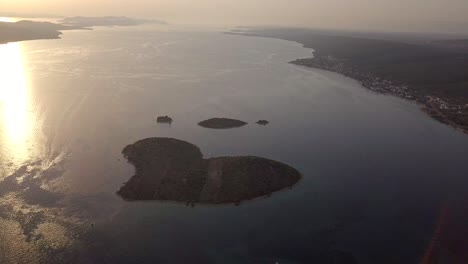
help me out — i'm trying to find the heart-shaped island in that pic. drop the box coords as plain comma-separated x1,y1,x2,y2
117,138,301,205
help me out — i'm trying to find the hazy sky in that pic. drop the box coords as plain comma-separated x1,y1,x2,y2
3,0,468,33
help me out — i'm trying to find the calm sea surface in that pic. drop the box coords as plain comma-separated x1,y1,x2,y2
1,25,468,264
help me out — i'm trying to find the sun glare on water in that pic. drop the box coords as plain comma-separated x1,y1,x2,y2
0,41,36,167
0,17,12,22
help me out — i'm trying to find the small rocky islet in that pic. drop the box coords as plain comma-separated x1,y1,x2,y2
156,115,173,124
156,116,270,128
198,118,247,129
256,120,270,125
117,137,301,205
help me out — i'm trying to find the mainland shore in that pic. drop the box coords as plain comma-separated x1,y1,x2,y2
233,28,468,134
0,16,163,44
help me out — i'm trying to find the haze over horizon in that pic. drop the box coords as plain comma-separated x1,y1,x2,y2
2,0,468,35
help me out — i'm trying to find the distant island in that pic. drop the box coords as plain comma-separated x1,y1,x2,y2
59,16,166,28
0,16,164,44
117,138,301,205
198,118,248,129
233,28,468,134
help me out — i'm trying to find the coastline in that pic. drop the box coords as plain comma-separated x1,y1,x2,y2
0,35,61,45
291,54,468,134
231,29,468,135
0,16,161,45
0,20,74,45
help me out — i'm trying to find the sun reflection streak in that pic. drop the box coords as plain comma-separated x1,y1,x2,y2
0,17,13,22
0,41,35,167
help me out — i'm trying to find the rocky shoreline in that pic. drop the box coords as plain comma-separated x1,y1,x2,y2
292,54,468,134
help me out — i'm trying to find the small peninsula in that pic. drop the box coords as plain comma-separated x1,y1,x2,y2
117,138,301,204
198,118,248,129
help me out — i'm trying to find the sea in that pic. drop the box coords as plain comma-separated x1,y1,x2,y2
1,23,468,264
